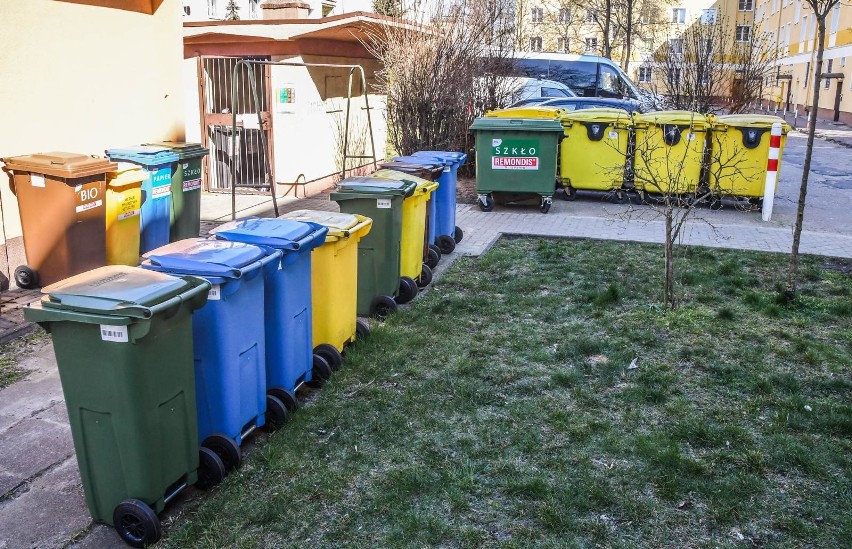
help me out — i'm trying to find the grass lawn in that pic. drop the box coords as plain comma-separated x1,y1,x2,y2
0,331,47,390
165,238,851,548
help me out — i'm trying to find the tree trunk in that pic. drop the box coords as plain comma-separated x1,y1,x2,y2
786,17,827,298
603,0,612,57
664,207,675,308
622,5,633,72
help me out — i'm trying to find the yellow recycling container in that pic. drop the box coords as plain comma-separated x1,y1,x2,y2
559,108,632,200
105,163,145,265
277,210,372,353
633,111,710,196
709,114,792,200
485,106,564,120
400,178,439,286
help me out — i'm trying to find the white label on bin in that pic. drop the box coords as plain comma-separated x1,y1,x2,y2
76,199,102,213
100,325,129,343
208,284,221,300
608,131,618,139
31,174,46,188
152,185,171,199
377,198,392,209
117,209,140,221
687,133,696,141
492,138,502,147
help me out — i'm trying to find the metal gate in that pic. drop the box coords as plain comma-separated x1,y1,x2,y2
200,56,274,193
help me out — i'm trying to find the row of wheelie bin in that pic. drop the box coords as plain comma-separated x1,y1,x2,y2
1,143,208,289
20,149,467,547
470,107,791,212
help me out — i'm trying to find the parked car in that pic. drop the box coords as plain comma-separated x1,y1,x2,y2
506,96,557,108
501,77,576,107
537,97,645,113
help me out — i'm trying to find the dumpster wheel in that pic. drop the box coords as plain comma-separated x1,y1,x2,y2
314,344,344,371
307,355,333,388
454,226,464,243
113,499,161,548
539,197,552,214
478,194,494,212
371,295,398,320
426,246,441,269
263,394,289,432
561,187,577,201
417,264,433,288
202,434,241,472
196,447,227,491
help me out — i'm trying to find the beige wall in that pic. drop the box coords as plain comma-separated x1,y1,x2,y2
0,0,185,258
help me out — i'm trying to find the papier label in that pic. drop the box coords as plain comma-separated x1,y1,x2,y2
208,285,221,300
100,325,128,343
377,198,391,209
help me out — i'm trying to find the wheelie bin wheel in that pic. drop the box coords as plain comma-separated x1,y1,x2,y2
202,434,241,472
562,187,577,201
14,266,38,289
113,499,161,548
355,319,370,341
417,264,433,288
196,447,227,490
307,355,332,388
454,226,463,243
539,197,552,214
710,196,723,210
611,190,626,205
436,234,456,255
263,394,289,432
426,246,441,269
395,276,418,304
314,343,344,371
268,387,299,412
371,295,397,320
478,194,494,212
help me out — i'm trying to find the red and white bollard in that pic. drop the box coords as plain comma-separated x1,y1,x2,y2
761,122,783,222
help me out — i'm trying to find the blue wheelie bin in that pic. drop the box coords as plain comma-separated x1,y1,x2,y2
412,151,467,252
141,238,280,472
105,146,179,254
209,217,333,405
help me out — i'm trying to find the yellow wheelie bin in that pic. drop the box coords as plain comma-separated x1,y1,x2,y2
105,163,145,266
399,178,438,288
277,210,373,359
709,114,792,204
559,108,632,202
633,111,709,198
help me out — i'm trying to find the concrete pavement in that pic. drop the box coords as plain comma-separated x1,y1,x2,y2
1,127,851,548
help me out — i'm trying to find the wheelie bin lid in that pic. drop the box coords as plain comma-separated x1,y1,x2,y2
144,141,209,160
562,108,632,125
279,210,362,231
634,111,710,129
2,152,117,179
469,117,564,132
107,163,146,189
142,238,269,280
377,161,443,180
485,107,563,120
105,146,179,167
712,114,791,133
372,168,431,187
392,155,453,169
35,265,193,317
210,217,328,253
335,177,416,197
412,150,468,165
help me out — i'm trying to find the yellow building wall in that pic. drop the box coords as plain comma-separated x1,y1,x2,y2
0,0,185,282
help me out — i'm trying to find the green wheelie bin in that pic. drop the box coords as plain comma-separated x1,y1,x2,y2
469,116,564,213
144,142,209,241
23,265,217,548
330,177,416,319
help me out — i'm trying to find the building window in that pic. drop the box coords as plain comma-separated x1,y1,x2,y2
701,8,717,24
699,39,713,56
736,25,752,42
531,7,544,23
804,61,810,87
207,0,217,17
794,1,801,23
671,8,686,23
586,9,598,23
557,37,569,52
699,70,711,85
638,66,652,82
801,15,808,42
830,5,840,34
673,68,682,83
559,8,571,23
249,0,259,18
825,59,833,88
669,38,684,54
585,37,598,53
530,36,543,51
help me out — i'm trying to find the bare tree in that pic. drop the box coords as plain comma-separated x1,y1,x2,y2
373,0,406,18
785,0,843,299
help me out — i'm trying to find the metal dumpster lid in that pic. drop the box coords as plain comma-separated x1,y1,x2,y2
279,210,361,231
469,117,565,132
210,217,317,250
712,114,792,132
634,110,710,129
1,152,117,179
40,265,191,315
562,108,633,124
143,238,267,279
143,141,209,160
105,145,180,166
336,176,417,196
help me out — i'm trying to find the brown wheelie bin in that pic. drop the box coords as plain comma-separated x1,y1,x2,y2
2,152,116,288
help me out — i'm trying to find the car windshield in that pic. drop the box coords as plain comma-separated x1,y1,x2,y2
518,59,598,97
